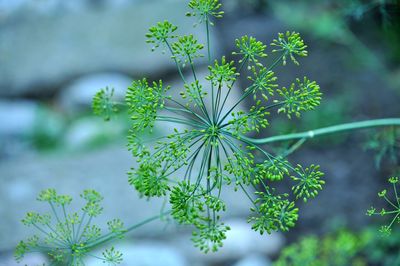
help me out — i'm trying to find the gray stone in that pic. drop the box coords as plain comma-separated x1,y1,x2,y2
0,100,38,137
0,1,218,97
63,117,124,149
58,72,132,113
85,241,187,266
234,254,272,266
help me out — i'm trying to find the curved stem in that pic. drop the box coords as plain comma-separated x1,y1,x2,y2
242,118,400,145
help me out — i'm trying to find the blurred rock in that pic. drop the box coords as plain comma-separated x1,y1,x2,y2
173,219,284,264
86,241,187,266
0,100,38,137
234,254,272,266
0,252,48,266
63,117,124,150
0,1,219,97
58,73,132,114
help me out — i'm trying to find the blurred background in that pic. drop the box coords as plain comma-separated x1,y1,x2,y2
0,0,399,265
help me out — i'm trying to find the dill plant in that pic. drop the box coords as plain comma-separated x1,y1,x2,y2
92,0,400,252
15,189,126,265
16,0,400,264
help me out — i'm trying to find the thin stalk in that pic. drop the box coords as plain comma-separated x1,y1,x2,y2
216,58,248,122
214,82,223,123
164,106,208,127
222,130,299,174
44,224,70,246
242,118,400,145
218,139,259,210
165,40,186,83
161,135,204,178
85,211,171,250
389,212,400,228
166,98,210,126
217,53,285,126
393,182,400,206
383,195,399,210
156,116,207,129
205,16,216,124
188,54,212,123
75,212,86,242
281,138,307,158
77,216,92,243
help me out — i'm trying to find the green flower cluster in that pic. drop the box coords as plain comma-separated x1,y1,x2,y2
92,87,118,121
271,31,308,66
93,0,324,253
367,176,400,235
15,189,125,265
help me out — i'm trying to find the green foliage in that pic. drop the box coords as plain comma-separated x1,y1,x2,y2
248,67,278,101
146,21,178,51
291,164,325,202
171,35,204,66
274,229,369,266
364,225,400,266
192,221,230,253
248,190,299,234
271,31,308,65
126,79,169,131
16,189,125,265
92,87,118,121
206,56,238,88
367,176,400,235
276,77,322,119
187,0,224,25
255,157,290,182
17,0,400,262
227,101,270,135
91,0,325,254
233,35,267,66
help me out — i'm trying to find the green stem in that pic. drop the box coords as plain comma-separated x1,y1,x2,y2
188,54,212,123
85,211,171,250
205,17,216,124
243,118,400,145
218,53,285,126
216,58,248,123
156,116,207,129
165,98,209,126
165,40,186,83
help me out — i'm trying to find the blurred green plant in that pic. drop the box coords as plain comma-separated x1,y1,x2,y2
364,127,400,168
364,225,400,266
274,229,369,266
275,225,400,266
